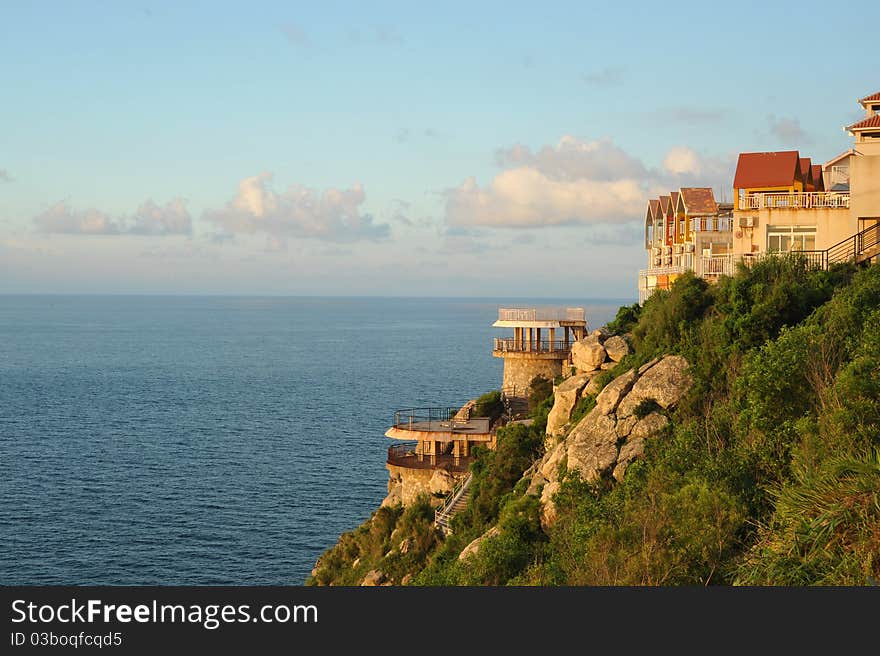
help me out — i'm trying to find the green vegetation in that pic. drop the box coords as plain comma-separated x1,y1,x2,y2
309,257,880,586
472,390,503,421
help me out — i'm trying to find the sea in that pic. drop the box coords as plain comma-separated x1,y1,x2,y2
0,295,625,584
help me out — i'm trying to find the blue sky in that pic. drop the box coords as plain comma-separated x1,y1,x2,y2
1,0,876,297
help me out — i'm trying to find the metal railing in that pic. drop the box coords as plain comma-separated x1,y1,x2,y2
391,406,491,434
434,473,473,534
493,337,571,353
637,265,686,280
699,254,734,276
497,307,585,322
739,192,850,210
386,443,473,473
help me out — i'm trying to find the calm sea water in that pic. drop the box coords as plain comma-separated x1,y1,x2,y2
0,295,623,584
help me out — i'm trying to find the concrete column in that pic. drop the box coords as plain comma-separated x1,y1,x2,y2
564,326,570,348
536,328,541,352
549,327,555,352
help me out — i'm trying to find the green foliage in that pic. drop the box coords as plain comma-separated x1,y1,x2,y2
632,272,712,355
528,375,554,411
605,303,641,336
568,394,597,427
472,390,503,420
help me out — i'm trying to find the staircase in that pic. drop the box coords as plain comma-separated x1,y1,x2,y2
501,386,529,421
822,222,880,268
434,474,473,535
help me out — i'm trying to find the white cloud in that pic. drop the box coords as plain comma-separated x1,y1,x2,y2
33,198,192,236
444,136,736,230
662,146,702,176
203,172,390,243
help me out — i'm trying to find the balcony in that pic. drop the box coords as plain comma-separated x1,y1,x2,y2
492,337,571,354
496,307,585,322
739,192,850,210
699,254,734,277
390,407,491,435
387,443,473,473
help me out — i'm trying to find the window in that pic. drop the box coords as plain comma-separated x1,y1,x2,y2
767,225,816,252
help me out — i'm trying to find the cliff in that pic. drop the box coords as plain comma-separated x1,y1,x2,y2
308,257,880,586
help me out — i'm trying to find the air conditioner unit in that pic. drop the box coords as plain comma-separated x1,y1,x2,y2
685,243,695,253
739,216,756,228
702,248,712,258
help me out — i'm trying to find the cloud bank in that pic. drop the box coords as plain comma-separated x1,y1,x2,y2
445,136,735,229
33,199,192,236
203,172,390,243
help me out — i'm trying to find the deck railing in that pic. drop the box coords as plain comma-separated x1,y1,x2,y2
493,338,571,353
387,443,473,473
739,192,849,210
497,307,585,322
699,254,734,276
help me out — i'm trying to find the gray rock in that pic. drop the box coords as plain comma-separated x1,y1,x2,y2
526,472,547,497
398,538,414,555
604,335,631,362
629,412,669,441
361,570,386,586
546,373,591,438
566,409,619,482
594,369,637,415
617,355,692,417
638,357,661,375
584,376,604,397
540,440,567,481
429,469,456,495
612,438,646,482
540,480,561,528
616,414,638,439
458,526,501,561
571,339,607,372
600,362,616,370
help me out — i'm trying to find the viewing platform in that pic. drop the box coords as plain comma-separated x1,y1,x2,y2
384,407,493,441
386,442,473,473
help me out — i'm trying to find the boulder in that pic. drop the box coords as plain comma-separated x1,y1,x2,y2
540,480,561,528
546,373,591,438
361,570,386,586
584,376,604,397
526,471,547,497
571,339,607,372
617,355,692,417
612,438,646,482
381,484,402,508
459,526,501,561
629,412,670,441
600,362,616,370
398,538,413,555
540,440,568,481
429,469,456,495
638,357,661,375
566,409,619,482
594,369,637,415
590,328,609,341
616,414,638,439
604,335,631,362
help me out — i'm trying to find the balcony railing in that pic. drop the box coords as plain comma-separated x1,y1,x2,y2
497,307,585,322
387,443,473,473
699,254,734,276
493,337,571,354
637,265,686,282
739,192,850,210
391,407,491,434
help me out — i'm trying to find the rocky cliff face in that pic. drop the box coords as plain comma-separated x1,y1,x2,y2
525,354,692,529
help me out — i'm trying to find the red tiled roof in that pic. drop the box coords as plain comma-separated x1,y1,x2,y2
647,199,659,218
848,115,880,130
659,195,671,214
799,157,812,179
859,91,880,104
811,165,824,192
733,151,800,189
679,188,717,215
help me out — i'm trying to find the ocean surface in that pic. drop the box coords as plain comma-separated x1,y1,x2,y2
0,295,624,584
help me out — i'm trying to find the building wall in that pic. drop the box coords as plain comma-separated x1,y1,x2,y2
502,357,563,394
850,145,880,225
732,206,856,256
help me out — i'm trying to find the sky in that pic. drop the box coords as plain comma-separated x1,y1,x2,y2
0,0,876,298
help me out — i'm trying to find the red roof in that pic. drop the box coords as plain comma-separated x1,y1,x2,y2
811,165,824,192
733,151,801,189
647,199,659,218
799,157,812,179
670,191,680,213
679,187,717,215
658,195,671,214
859,91,880,104
847,115,880,130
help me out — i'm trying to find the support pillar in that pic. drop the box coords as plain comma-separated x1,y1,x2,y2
549,327,555,352
536,328,541,352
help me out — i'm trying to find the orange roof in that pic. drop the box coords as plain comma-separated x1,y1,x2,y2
647,199,659,218
847,115,880,130
799,157,812,179
658,195,671,214
811,165,824,192
679,187,717,215
859,91,880,104
733,151,801,189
